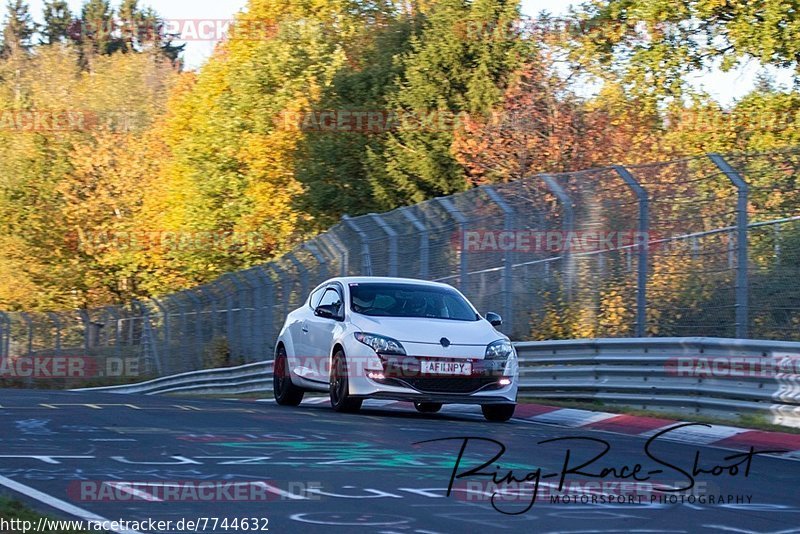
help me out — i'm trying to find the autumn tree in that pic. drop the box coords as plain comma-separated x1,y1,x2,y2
369,0,529,207
1,0,35,56
41,0,71,45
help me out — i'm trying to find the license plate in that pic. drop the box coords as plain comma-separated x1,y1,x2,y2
421,360,472,376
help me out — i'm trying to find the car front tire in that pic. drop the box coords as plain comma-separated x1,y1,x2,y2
330,350,363,413
274,346,304,406
482,404,515,422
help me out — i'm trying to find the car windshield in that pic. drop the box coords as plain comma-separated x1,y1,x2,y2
349,283,479,321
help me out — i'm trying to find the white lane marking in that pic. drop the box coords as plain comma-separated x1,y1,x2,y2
529,408,619,427
304,397,331,405
113,481,308,501
105,482,163,502
0,474,143,534
641,423,747,445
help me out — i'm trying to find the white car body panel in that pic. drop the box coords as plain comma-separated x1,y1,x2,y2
276,277,519,405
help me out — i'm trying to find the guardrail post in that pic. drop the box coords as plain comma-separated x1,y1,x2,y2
709,154,750,339
400,207,429,279
369,213,399,277
613,166,650,338
342,215,373,276
483,185,515,331
540,175,575,299
436,197,469,291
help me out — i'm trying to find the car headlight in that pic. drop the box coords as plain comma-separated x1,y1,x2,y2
486,339,515,361
355,332,406,355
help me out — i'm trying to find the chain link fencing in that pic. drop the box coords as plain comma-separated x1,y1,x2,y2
1,148,798,384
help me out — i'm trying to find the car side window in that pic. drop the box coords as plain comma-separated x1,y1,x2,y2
309,287,325,309
318,288,343,317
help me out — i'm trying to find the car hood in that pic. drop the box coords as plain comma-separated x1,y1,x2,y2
350,315,503,346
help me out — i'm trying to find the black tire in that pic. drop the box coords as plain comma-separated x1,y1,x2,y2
273,346,304,406
482,404,516,422
330,350,363,413
414,402,443,414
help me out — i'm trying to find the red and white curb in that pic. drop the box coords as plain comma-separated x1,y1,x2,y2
256,397,800,459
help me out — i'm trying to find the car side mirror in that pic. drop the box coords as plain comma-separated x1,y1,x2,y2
486,312,503,327
315,305,342,321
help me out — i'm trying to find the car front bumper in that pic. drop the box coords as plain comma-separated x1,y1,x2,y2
342,340,519,404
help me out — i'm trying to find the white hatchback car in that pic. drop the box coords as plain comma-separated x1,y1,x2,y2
273,277,518,421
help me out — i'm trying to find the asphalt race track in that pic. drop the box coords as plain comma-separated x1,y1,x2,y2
0,389,798,534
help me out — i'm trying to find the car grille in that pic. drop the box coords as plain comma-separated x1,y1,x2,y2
385,376,500,394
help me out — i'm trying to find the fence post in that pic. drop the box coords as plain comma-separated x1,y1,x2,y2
319,231,349,277
287,253,309,301
47,312,62,356
436,197,469,291
304,239,330,280
400,207,429,279
370,213,398,277
198,286,218,339
185,290,204,369
483,186,515,332
105,307,123,361
77,310,91,355
709,154,750,339
343,215,373,276
256,266,276,356
268,263,292,322
540,175,576,299
150,298,169,374
219,277,236,354
224,273,247,363
613,166,650,338
0,312,8,364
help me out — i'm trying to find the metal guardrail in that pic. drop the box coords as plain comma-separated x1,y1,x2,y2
73,361,273,396
515,337,800,428
76,337,800,427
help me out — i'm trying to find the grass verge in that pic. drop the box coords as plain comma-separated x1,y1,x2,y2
0,496,88,533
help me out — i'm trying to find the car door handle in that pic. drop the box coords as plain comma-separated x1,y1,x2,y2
302,324,309,333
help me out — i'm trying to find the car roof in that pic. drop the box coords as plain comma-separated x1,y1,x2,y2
324,277,456,290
